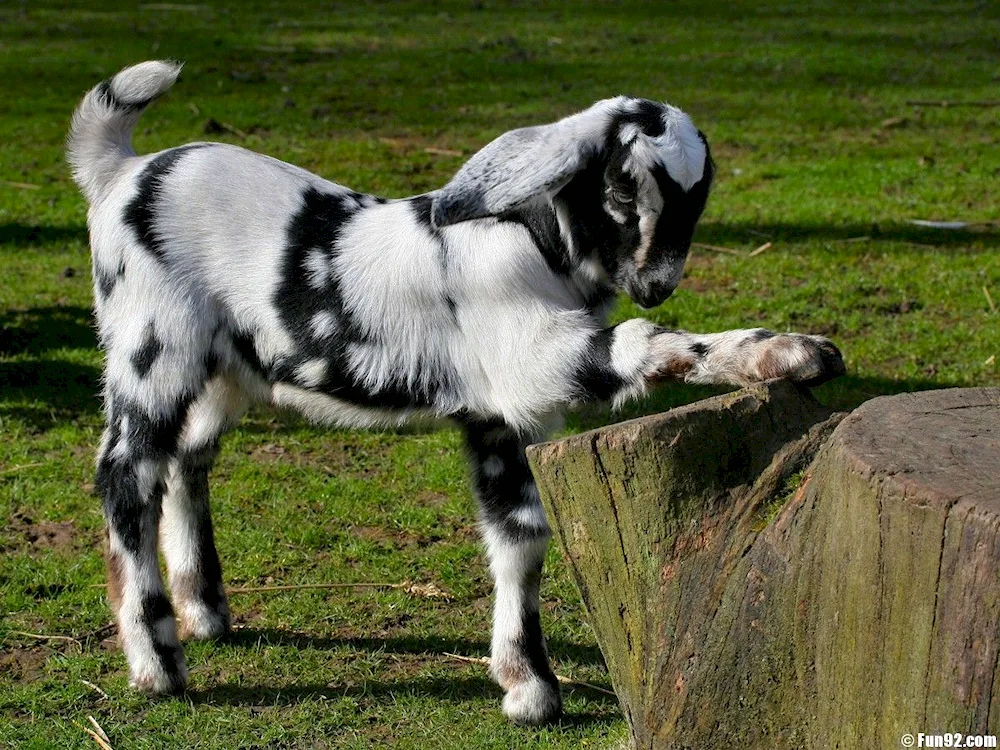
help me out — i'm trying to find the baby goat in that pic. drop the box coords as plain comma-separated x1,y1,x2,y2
68,61,844,725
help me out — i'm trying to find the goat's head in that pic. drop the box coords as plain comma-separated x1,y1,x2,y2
431,96,714,309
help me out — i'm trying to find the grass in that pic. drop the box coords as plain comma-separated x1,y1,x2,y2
1,0,997,747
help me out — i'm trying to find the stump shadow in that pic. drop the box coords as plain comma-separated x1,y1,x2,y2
187,627,618,726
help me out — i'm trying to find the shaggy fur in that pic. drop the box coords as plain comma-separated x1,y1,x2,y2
69,61,844,724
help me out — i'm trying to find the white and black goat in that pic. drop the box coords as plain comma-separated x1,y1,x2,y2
68,61,844,725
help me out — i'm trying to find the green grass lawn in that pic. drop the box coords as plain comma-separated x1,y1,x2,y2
1,1,997,747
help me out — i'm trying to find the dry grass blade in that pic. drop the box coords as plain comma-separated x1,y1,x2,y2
834,236,872,243
984,286,997,315
442,653,617,697
1,180,41,190
749,241,772,257
691,242,746,257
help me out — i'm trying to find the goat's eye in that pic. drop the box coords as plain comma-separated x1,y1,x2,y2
609,188,634,205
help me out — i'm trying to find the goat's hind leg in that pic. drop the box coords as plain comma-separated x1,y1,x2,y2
160,375,249,641
463,419,562,725
98,394,188,694
161,444,229,641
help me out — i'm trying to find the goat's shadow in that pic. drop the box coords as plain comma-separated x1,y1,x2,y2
187,627,618,726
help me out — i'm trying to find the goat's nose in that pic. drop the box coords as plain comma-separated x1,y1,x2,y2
636,283,675,309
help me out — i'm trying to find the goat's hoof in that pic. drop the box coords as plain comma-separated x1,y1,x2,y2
502,676,562,725
753,333,846,387
177,601,231,641
129,648,188,696
792,335,846,387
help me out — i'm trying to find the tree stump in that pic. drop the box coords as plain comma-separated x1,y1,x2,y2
527,382,1000,749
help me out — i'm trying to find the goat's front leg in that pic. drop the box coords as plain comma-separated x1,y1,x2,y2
572,320,845,403
461,419,561,725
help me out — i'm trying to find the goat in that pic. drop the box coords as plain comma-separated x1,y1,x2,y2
68,61,844,725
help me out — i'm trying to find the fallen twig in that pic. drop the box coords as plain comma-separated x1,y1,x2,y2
906,100,1000,108
10,630,82,646
424,147,463,157
749,241,772,257
228,580,451,599
79,679,110,701
984,286,997,315
203,118,248,139
140,3,208,11
443,652,617,697
88,716,112,747
0,462,44,476
691,242,745,257
72,717,113,750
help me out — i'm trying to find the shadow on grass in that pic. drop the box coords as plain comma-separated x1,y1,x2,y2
0,223,87,249
222,628,607,670
695,220,1000,251
190,628,618,724
188,675,619,727
0,306,97,356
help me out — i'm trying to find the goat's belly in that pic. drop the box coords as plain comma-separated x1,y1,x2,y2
269,382,439,429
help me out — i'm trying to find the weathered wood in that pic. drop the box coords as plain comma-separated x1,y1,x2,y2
528,382,1000,749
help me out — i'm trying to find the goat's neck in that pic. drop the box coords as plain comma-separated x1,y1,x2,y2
498,197,615,314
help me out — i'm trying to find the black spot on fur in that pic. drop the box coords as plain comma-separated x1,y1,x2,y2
498,204,572,276
612,98,668,139
518,606,560,688
96,391,196,557
461,419,549,542
274,187,456,409
131,323,164,378
690,341,709,356
94,260,125,300
123,145,208,263
230,328,267,376
95,79,149,112
748,329,776,344
142,594,174,625
572,326,629,403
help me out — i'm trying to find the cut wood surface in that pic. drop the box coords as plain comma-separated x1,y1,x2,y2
528,382,1000,749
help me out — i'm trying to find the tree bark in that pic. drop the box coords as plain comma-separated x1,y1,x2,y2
527,381,1000,749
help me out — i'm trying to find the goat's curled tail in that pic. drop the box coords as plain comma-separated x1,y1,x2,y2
68,60,182,203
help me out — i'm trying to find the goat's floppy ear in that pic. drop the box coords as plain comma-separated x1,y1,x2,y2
431,122,598,228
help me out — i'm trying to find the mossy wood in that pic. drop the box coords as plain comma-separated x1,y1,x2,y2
527,382,1000,749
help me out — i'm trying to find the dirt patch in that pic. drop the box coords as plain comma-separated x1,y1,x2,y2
348,525,445,550
245,438,395,478
4,512,79,555
0,647,48,682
